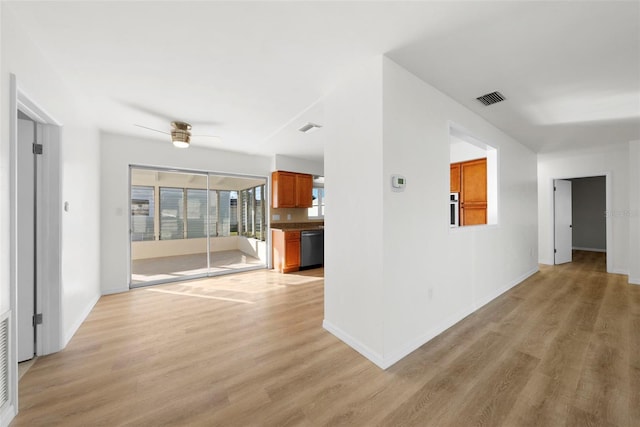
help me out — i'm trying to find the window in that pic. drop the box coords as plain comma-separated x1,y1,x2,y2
218,191,232,236
240,184,266,241
186,189,207,238
131,169,266,241
131,186,155,241
160,187,184,240
308,186,325,218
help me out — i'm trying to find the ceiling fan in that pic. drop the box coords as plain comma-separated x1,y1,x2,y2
134,121,222,148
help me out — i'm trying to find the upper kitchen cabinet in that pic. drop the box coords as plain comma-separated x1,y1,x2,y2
295,173,313,208
271,171,313,208
450,163,461,193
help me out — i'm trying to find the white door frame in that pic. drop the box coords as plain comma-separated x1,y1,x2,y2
9,74,64,409
549,172,612,273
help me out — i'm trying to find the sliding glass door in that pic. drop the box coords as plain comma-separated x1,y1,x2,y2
129,167,267,287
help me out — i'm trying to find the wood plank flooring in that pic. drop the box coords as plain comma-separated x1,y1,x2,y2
11,251,640,426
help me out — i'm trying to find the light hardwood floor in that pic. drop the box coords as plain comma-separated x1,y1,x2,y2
12,251,640,426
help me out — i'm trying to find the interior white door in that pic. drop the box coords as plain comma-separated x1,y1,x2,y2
17,118,36,362
554,179,573,264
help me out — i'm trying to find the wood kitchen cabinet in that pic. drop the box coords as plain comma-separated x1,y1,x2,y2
295,173,313,208
450,163,461,193
271,171,313,208
451,158,487,226
272,229,300,273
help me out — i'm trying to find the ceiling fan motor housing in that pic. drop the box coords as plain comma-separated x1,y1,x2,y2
171,121,191,147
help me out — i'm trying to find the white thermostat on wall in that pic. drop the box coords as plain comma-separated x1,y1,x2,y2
391,174,406,192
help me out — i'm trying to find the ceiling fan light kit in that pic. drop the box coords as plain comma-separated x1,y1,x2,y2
135,120,222,148
171,121,191,148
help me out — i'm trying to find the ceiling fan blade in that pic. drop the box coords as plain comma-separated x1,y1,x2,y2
192,135,222,143
134,124,170,135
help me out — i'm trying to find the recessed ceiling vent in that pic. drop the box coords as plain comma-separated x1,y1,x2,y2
298,122,322,134
476,91,506,106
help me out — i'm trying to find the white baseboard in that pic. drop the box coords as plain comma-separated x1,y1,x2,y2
322,320,385,369
0,404,16,427
629,276,640,285
63,293,100,347
612,268,629,275
538,258,554,265
325,266,540,370
572,247,606,253
101,286,129,295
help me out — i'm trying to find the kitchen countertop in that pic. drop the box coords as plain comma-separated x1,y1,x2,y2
270,222,324,231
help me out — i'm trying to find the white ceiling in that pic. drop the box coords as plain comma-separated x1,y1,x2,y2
6,1,639,159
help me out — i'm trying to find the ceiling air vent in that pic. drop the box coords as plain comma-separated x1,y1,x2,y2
476,91,506,106
298,122,322,134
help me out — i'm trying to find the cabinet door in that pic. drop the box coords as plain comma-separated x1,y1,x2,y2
295,174,313,208
284,231,301,271
450,163,461,193
461,205,487,226
460,158,487,226
272,229,301,273
272,171,296,208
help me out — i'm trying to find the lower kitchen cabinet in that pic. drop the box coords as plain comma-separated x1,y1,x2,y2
272,229,301,273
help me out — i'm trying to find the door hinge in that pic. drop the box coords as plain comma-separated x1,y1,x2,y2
33,143,43,155
554,249,557,253
33,313,43,326
554,186,556,191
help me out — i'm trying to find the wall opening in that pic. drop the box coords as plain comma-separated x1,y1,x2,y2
449,124,498,228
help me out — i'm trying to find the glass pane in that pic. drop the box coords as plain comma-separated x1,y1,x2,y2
131,169,208,287
160,187,184,240
131,186,155,241
218,191,231,236
186,189,207,238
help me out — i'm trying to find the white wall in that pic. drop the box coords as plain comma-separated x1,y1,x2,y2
538,143,629,274
132,236,237,260
1,6,101,349
272,154,323,176
323,57,385,360
381,58,537,366
629,140,640,285
100,132,272,294
0,3,6,318
450,136,487,163
323,56,538,369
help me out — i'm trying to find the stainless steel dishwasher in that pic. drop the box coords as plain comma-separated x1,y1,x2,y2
300,230,324,268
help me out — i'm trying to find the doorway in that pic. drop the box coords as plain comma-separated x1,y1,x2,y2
129,167,268,287
9,74,64,418
553,175,610,270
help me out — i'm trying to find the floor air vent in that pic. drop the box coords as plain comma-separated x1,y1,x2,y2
476,91,506,106
0,313,8,410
